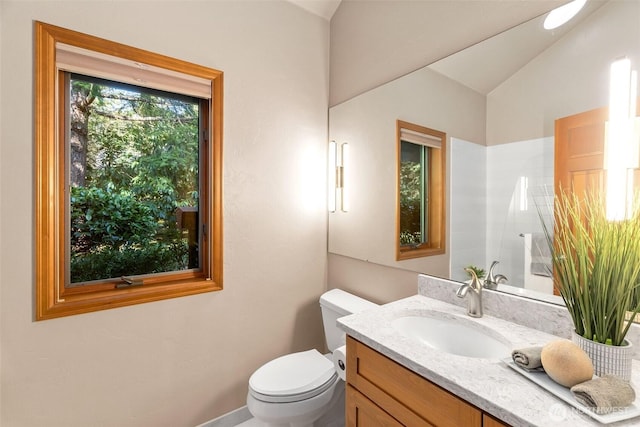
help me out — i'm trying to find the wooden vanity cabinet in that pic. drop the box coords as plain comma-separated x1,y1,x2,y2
346,336,511,427
483,414,510,427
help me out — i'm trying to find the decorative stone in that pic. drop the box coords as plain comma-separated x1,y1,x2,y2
541,339,594,387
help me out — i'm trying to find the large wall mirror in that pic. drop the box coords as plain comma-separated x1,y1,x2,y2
328,0,640,301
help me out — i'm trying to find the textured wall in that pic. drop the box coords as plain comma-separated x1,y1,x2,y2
0,2,329,426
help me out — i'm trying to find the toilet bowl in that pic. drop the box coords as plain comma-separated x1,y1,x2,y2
247,350,343,427
246,289,377,427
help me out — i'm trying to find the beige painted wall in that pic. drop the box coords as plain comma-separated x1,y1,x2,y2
328,254,421,304
0,2,329,426
0,0,3,422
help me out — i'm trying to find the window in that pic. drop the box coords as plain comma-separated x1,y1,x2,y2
396,120,445,260
35,22,223,320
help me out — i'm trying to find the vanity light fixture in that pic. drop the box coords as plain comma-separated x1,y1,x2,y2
605,57,639,221
328,141,348,212
543,0,587,30
340,143,349,212
518,176,529,211
328,141,337,212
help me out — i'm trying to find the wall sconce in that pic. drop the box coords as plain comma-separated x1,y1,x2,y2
518,176,529,212
605,57,639,220
328,141,348,212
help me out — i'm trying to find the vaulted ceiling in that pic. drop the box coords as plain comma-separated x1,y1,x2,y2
287,0,342,20
328,0,571,105
286,1,602,105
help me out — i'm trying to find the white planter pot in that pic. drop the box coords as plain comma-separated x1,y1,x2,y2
572,331,633,381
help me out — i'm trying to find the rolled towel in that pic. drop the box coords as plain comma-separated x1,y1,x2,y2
511,347,544,371
570,375,636,414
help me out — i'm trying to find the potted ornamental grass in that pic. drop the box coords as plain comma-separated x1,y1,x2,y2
539,189,640,380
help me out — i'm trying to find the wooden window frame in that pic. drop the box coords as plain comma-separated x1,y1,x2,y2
396,120,446,261
35,21,223,320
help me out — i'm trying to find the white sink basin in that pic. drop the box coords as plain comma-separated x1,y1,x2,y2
391,313,511,359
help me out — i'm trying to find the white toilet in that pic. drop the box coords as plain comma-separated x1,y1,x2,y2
246,289,378,427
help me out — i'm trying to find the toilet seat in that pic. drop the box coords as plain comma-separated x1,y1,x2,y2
249,349,338,403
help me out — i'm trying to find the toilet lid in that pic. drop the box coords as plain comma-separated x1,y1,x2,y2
249,349,337,403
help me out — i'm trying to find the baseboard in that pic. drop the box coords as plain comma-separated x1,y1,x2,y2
195,406,252,427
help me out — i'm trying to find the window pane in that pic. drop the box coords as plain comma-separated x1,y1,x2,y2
400,140,427,247
67,74,201,285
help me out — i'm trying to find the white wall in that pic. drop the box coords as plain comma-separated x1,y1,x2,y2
449,138,487,283
449,137,554,289
327,254,421,305
485,137,554,286
0,2,329,426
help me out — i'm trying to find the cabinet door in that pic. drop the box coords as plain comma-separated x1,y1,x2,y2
346,384,408,427
483,414,511,427
347,337,481,427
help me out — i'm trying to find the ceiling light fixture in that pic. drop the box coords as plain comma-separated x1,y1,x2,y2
543,0,587,30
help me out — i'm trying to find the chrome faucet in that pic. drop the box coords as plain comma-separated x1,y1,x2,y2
484,260,508,290
457,268,483,318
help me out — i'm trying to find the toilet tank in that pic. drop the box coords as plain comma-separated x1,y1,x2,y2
319,289,378,352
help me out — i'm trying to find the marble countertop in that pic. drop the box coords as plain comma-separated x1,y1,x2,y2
337,294,640,426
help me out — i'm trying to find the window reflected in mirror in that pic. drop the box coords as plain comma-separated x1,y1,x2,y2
396,120,446,260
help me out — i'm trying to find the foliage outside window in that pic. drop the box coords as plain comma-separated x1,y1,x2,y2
396,120,446,260
400,140,429,246
67,75,202,284
35,22,223,320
